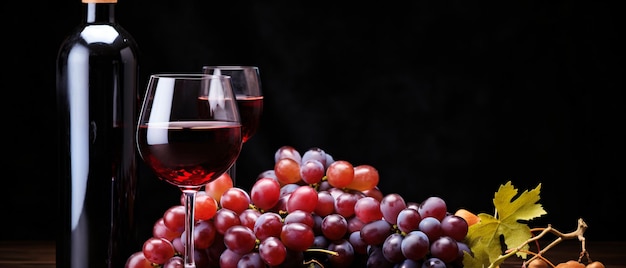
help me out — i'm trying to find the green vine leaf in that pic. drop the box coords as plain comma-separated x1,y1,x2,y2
463,181,547,267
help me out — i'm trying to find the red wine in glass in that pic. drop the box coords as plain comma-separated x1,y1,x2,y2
236,95,263,143
137,121,242,187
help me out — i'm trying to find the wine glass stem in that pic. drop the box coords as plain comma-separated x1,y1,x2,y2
228,161,237,186
183,190,197,268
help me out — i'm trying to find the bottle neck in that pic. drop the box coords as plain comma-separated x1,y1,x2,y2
84,2,116,23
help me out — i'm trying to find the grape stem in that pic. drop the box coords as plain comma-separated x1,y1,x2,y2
491,218,590,268
304,248,339,256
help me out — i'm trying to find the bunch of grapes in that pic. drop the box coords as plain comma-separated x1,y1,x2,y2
125,146,473,268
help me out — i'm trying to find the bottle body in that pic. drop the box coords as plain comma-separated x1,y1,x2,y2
56,2,140,267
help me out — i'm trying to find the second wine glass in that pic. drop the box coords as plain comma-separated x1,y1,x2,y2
202,66,263,185
137,73,242,268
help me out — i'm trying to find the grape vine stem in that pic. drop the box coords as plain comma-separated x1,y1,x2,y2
304,248,339,256
489,218,589,268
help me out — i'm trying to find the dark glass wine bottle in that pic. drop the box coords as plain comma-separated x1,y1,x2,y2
56,0,140,267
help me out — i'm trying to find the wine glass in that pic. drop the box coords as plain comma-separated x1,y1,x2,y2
137,73,242,268
202,66,263,185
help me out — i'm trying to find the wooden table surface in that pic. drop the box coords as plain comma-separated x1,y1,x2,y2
0,240,623,267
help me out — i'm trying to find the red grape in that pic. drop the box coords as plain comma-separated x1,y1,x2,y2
204,172,233,202
382,233,404,263
430,236,459,263
193,193,218,221
327,239,355,266
142,237,175,265
274,158,301,184
258,236,287,266
220,187,251,214
284,209,315,228
125,251,153,268
314,190,336,217
286,185,318,213
163,205,186,233
380,193,407,225
345,164,379,191
360,219,392,246
419,216,443,241
250,177,281,210
239,208,262,230
192,220,216,249
418,196,447,221
219,248,243,268
440,214,468,241
396,208,422,233
253,212,283,241
348,231,368,254
321,213,349,241
213,208,241,235
237,252,264,268
300,159,326,184
401,230,429,261
274,145,302,164
354,196,383,224
223,225,257,255
326,160,355,188
280,222,315,252
301,147,327,167
153,217,181,241
334,191,360,218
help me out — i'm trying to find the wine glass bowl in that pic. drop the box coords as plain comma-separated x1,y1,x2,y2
202,66,263,184
137,120,241,187
202,66,263,143
137,73,242,267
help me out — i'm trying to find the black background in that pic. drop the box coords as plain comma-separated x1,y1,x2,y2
2,1,624,243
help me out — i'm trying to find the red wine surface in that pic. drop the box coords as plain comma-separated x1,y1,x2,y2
236,95,263,143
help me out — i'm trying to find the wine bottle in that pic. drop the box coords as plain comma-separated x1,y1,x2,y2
55,0,140,267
